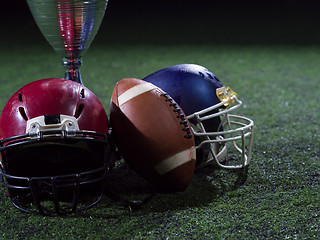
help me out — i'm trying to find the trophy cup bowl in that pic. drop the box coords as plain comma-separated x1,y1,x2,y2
27,0,109,84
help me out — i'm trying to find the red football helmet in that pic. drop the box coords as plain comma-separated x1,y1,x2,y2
0,78,109,215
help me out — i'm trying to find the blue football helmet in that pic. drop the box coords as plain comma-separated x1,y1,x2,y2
144,64,254,169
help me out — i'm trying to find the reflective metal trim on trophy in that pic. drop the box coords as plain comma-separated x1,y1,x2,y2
27,0,109,84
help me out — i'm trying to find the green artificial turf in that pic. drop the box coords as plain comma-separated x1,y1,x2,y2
0,10,319,239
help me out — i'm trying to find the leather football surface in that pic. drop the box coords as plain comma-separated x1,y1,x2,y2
110,78,196,192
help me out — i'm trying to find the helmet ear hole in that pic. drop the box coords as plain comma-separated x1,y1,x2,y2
74,104,84,118
19,107,28,121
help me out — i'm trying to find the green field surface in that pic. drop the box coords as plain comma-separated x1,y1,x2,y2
0,10,319,239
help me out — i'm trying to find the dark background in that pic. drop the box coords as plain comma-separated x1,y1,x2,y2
1,0,320,46
2,0,320,22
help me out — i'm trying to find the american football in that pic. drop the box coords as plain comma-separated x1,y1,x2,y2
110,78,196,192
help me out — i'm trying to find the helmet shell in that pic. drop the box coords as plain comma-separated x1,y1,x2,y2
0,78,108,140
143,64,223,116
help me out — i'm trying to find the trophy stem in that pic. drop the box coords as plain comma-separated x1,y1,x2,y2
62,57,83,85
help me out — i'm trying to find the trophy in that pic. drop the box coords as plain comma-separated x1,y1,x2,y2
27,0,109,84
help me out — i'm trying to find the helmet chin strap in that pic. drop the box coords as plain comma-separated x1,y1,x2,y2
194,140,228,170
201,140,228,168
190,122,227,169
